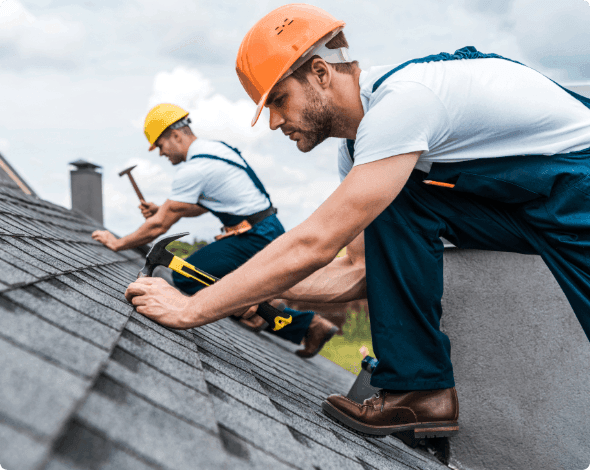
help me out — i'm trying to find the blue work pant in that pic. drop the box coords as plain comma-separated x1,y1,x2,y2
365,150,590,390
172,215,314,344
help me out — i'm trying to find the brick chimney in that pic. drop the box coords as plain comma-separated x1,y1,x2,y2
69,159,103,224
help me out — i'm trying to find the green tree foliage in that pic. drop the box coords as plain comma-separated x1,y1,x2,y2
320,307,374,375
166,238,208,259
341,307,371,341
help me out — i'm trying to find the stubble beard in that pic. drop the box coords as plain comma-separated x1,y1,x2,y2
168,149,185,166
295,84,336,153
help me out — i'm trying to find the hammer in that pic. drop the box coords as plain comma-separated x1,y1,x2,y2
137,232,293,331
119,165,145,202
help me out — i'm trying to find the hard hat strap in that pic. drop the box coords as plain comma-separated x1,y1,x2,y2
168,117,192,130
280,26,352,82
314,43,350,64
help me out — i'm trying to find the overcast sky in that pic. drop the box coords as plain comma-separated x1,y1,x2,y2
1,0,590,242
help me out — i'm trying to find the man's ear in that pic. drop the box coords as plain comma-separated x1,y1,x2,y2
171,129,183,144
309,58,332,90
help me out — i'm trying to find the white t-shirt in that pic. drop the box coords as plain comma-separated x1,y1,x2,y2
169,139,270,216
339,58,590,181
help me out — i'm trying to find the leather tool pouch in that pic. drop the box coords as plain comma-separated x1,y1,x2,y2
214,220,253,241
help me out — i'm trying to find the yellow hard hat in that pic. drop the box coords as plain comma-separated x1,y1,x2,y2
236,4,345,126
144,103,189,151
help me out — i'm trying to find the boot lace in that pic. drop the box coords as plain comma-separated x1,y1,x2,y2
371,390,387,412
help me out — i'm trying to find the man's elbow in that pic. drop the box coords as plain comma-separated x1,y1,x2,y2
147,220,169,237
351,253,366,268
297,232,341,270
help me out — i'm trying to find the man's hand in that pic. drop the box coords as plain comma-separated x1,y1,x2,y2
91,230,120,251
233,305,259,319
180,152,420,320
140,201,159,219
125,277,192,329
95,200,207,253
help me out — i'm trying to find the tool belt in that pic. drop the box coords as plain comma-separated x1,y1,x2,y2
214,206,277,241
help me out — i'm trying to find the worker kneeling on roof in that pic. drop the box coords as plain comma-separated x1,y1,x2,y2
126,4,590,438
92,103,339,358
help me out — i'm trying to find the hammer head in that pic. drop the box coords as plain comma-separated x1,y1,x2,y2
118,165,137,177
138,232,189,278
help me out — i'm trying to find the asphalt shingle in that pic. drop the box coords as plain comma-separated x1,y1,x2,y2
0,338,88,437
4,285,120,348
0,257,38,287
29,238,87,269
4,236,75,272
77,377,228,470
47,420,161,470
0,296,109,376
35,278,128,330
0,156,448,470
0,421,48,470
117,331,207,393
103,347,216,432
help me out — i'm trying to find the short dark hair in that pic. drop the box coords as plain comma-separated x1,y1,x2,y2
159,125,194,141
290,31,359,82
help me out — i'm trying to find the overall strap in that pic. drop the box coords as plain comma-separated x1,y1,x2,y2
372,46,590,111
346,138,356,162
371,46,521,93
190,153,246,170
346,46,590,161
189,150,273,226
216,141,272,203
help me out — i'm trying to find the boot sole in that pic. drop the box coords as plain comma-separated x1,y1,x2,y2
321,401,459,438
297,326,339,358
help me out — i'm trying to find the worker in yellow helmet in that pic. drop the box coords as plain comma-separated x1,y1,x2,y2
92,103,339,357
126,3,590,440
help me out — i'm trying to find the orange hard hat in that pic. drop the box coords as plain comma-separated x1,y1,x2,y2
236,4,345,126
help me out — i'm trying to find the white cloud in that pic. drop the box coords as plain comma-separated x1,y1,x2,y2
102,157,174,232
0,0,85,62
0,137,9,153
140,66,271,149
507,0,590,80
0,0,34,27
134,65,341,235
2,0,589,241
270,179,339,212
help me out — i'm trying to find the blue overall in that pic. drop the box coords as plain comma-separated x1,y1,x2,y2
171,142,314,344
347,47,590,390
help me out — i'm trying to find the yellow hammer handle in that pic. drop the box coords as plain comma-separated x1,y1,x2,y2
167,255,292,331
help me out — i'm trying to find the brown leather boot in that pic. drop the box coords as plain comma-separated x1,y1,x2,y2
322,387,459,438
296,314,339,358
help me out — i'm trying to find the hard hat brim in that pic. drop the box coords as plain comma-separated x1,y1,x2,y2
251,91,269,127
248,20,346,127
149,143,156,151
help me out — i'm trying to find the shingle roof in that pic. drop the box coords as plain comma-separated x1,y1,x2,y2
0,177,448,469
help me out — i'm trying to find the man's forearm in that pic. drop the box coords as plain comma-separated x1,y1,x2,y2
281,231,367,303
175,154,419,328
184,224,343,326
114,221,166,251
280,256,366,303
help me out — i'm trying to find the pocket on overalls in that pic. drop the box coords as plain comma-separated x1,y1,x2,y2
542,174,590,224
452,172,542,204
534,174,590,268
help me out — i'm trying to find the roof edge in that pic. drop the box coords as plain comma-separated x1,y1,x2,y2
0,152,38,197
